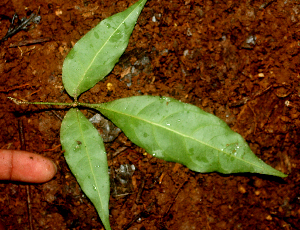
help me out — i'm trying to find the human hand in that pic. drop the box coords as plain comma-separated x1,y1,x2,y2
0,149,57,230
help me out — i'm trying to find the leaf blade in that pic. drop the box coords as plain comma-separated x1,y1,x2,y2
60,108,111,230
62,0,147,99
94,96,286,178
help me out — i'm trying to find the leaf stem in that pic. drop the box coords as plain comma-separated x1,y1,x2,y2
8,97,78,107
77,102,100,109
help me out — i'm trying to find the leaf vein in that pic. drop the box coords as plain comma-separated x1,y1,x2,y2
98,105,266,170
76,111,105,212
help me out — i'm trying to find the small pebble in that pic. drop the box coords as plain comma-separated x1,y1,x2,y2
258,73,264,78
266,215,272,220
238,185,246,194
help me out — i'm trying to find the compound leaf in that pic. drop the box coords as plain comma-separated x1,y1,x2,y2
60,108,111,230
92,96,286,178
62,0,147,99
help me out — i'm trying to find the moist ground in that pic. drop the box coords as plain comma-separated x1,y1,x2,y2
0,0,300,229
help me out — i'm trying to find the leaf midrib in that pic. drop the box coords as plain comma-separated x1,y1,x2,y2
97,104,265,171
74,0,146,97
76,111,105,214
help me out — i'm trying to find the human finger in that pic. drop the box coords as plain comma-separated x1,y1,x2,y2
0,149,57,183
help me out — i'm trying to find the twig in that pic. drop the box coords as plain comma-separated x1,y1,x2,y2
123,202,154,230
18,119,34,230
0,13,40,44
18,119,26,150
112,146,127,158
135,175,145,204
259,0,276,10
9,37,51,48
51,111,63,121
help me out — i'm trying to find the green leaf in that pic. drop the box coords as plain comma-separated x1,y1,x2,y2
92,96,287,178
62,0,147,99
60,108,111,230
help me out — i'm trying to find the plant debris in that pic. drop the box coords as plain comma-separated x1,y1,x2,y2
0,13,41,44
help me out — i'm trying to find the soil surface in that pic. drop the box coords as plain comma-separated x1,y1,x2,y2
1,0,300,229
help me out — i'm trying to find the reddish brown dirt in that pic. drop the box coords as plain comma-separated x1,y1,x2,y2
1,0,300,229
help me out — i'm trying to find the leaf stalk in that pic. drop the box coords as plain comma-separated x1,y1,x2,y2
8,97,78,107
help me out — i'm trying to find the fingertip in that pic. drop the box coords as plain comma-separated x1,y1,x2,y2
28,156,57,183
